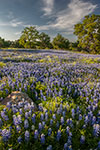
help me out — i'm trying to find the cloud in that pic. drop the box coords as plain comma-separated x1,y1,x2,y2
52,0,97,29
10,19,24,27
14,31,21,35
42,0,54,16
39,0,97,35
0,18,24,27
0,0,97,41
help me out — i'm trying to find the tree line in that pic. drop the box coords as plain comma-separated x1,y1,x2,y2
0,14,100,53
0,30,72,50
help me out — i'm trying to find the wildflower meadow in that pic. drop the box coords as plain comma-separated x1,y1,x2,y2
0,50,100,150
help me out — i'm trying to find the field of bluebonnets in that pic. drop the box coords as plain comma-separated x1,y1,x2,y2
0,49,100,150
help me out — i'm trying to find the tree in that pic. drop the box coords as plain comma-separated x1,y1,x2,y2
52,34,69,50
69,41,79,51
0,37,4,48
38,32,52,49
4,40,12,48
19,26,39,48
10,40,23,48
74,14,100,53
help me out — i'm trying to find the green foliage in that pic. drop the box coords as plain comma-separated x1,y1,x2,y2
10,40,23,48
69,41,79,51
0,37,11,48
81,57,100,64
38,32,52,49
52,34,69,50
0,62,6,68
0,37,5,48
74,14,100,53
19,26,39,48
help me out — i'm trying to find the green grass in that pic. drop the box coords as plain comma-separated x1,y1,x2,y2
0,62,6,68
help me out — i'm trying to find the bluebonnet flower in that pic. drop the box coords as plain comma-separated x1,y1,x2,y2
29,110,32,116
50,119,53,125
24,104,28,111
25,112,29,119
24,119,29,129
1,111,9,121
92,116,96,125
66,126,70,135
48,128,52,136
93,124,100,136
67,138,72,145
16,125,21,133
42,121,45,128
67,118,73,127
34,130,39,139
50,110,52,114
40,90,43,97
88,111,93,120
56,130,61,141
76,106,79,114
62,111,66,117
98,111,100,116
12,107,18,113
40,113,44,121
56,121,59,128
17,136,22,144
17,115,22,124
18,102,23,108
71,108,75,118
38,105,43,111
38,122,42,132
45,112,48,121
43,96,46,101
68,145,72,150
61,116,64,125
69,132,72,138
0,118,3,127
31,125,35,131
59,88,62,96
98,141,100,149
19,109,23,115
60,104,63,110
13,115,19,126
25,130,30,141
41,134,45,144
32,114,36,124
9,126,12,132
53,114,56,120
1,129,11,142
84,115,89,124
57,108,61,115
31,102,35,110
47,145,52,150
6,102,12,109
98,116,100,123
80,135,85,144
64,143,68,150
55,103,58,108
79,114,82,121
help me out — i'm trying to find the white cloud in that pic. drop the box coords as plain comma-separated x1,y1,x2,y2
39,0,97,35
42,0,54,16
51,0,97,30
14,31,21,35
0,19,24,27
10,19,24,27
0,0,97,41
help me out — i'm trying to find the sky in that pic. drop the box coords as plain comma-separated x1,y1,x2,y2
0,0,100,42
